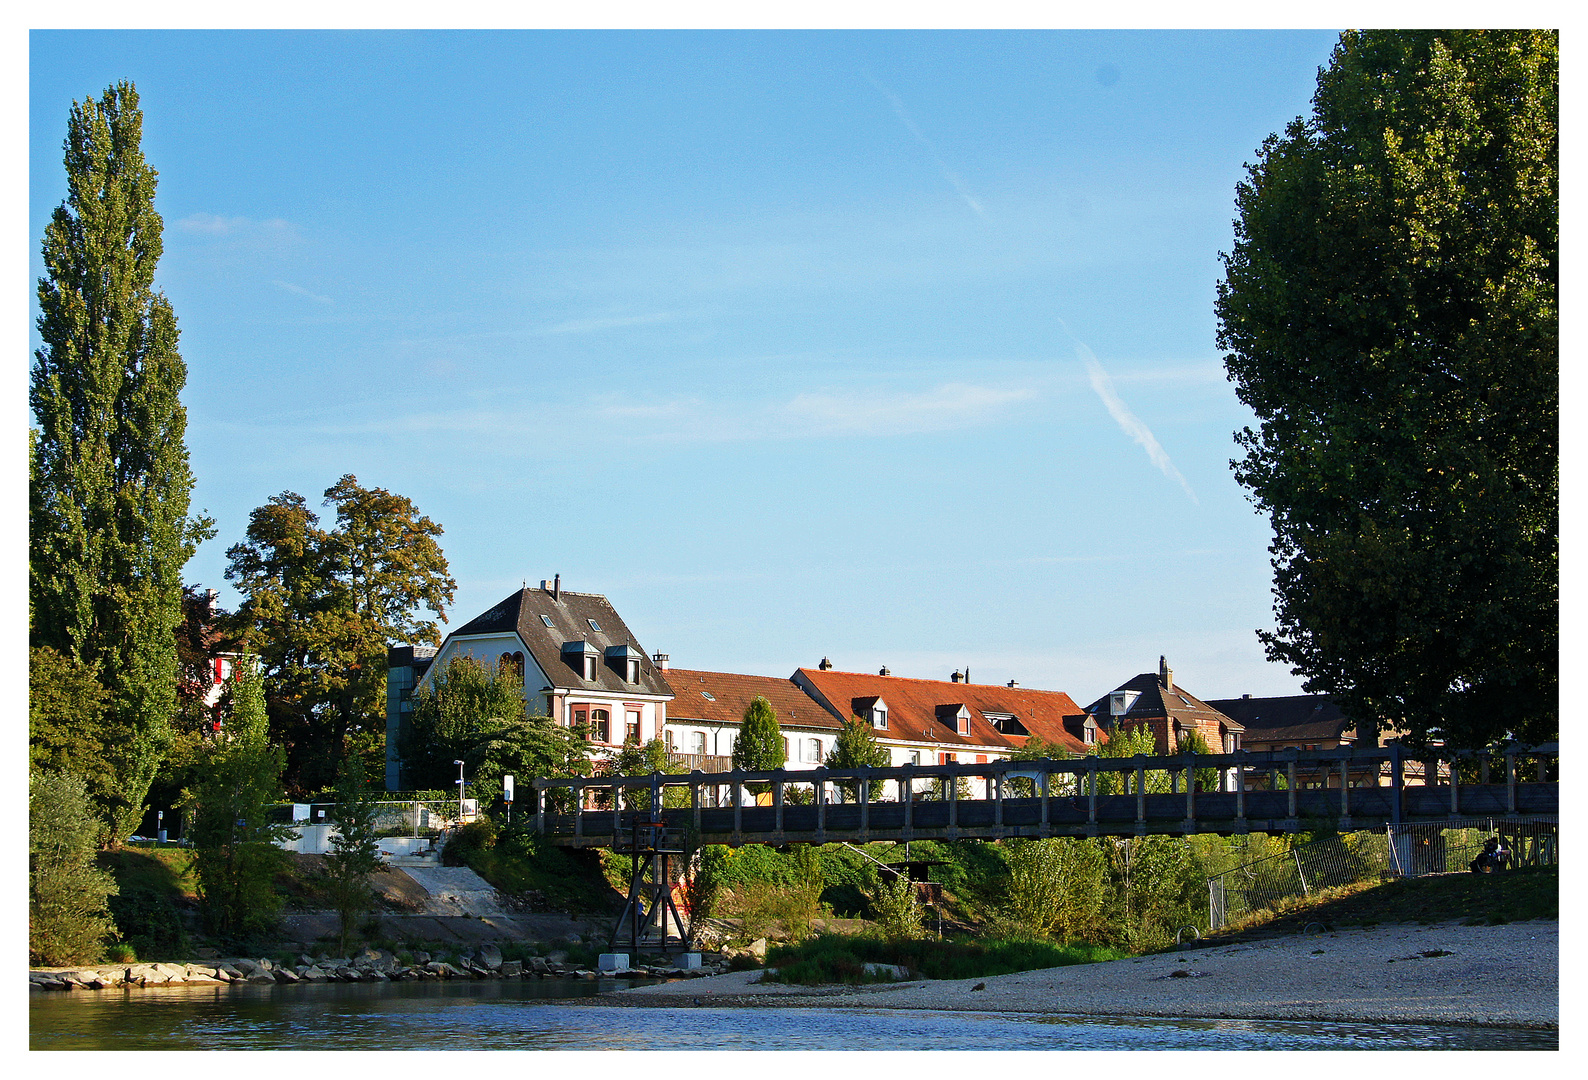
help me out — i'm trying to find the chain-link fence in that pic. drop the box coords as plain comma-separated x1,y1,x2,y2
1207,817,1558,931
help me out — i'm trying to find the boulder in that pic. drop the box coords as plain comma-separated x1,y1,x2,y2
475,944,503,970
862,963,909,981
746,938,768,961
352,947,390,970
244,971,277,985
216,964,246,981
298,967,328,983
273,968,301,984
499,960,522,978
413,951,431,965
527,956,551,974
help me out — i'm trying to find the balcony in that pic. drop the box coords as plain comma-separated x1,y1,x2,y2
666,752,735,774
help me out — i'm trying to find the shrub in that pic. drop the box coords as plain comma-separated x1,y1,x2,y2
866,873,923,939
30,771,119,966
443,818,499,866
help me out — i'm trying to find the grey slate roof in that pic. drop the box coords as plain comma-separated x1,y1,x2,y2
448,587,674,698
1205,694,1359,744
1082,672,1244,733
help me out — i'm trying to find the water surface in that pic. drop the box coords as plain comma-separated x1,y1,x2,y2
30,980,1556,1051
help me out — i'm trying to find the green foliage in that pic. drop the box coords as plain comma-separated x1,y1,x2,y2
443,818,499,867
1106,836,1208,952
1007,736,1073,797
324,755,385,956
187,657,290,940
605,738,688,812
992,838,1111,942
455,825,622,913
400,654,540,794
823,715,891,801
866,872,924,939
30,81,213,841
30,771,120,965
1091,723,1167,796
226,476,456,794
763,933,1127,985
1217,30,1558,749
732,696,786,792
29,646,116,832
1177,729,1220,792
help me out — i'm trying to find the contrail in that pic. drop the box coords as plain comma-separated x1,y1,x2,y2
867,75,985,218
1061,319,1198,504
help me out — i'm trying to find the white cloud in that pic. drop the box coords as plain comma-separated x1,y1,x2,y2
272,280,333,305
868,76,985,218
177,212,301,241
1061,324,1198,504
540,312,678,335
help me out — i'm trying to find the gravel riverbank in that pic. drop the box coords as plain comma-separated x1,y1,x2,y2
609,921,1558,1028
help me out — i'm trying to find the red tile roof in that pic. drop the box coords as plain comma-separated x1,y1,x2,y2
664,668,844,731
793,668,1089,755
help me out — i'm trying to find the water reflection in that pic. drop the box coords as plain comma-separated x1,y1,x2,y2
30,981,1556,1051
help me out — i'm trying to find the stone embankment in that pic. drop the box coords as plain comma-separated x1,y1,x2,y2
31,944,727,992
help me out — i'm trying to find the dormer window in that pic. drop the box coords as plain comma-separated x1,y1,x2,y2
584,656,597,680
1110,690,1140,717
605,643,643,683
563,640,600,680
937,703,971,735
852,696,888,729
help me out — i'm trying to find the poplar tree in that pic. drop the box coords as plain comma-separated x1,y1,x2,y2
732,696,786,797
31,81,211,840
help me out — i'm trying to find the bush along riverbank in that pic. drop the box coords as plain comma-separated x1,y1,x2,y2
30,943,729,992
760,934,1129,986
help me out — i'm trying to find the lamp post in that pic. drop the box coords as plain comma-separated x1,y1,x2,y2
455,759,466,823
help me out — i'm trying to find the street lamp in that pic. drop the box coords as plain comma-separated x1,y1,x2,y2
455,760,466,823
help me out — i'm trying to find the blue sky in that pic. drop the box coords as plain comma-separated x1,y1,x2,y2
28,29,1345,704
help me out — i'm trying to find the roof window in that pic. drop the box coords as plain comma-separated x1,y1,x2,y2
701,691,716,701
587,618,602,632
540,615,555,628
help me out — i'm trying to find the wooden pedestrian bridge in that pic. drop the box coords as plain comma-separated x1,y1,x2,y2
530,742,1558,848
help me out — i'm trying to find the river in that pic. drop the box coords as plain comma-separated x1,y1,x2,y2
30,980,1555,1050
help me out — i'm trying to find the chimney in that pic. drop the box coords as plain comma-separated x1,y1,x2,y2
554,574,561,602
950,670,963,684
818,657,833,671
1160,655,1173,691
1007,680,1018,688
652,652,669,672
879,666,890,676
1242,693,1252,700
205,588,219,616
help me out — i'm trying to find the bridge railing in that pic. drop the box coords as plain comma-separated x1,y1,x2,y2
529,742,1557,839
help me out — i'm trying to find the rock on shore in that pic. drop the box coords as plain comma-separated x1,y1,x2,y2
30,944,728,991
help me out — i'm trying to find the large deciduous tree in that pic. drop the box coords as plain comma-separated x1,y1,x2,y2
1216,31,1557,749
30,81,212,840
226,476,455,794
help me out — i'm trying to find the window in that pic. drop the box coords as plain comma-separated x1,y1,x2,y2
939,752,957,765
874,708,887,729
500,651,524,679
959,712,969,735
587,619,602,632
783,737,791,762
590,709,610,742
701,690,716,701
574,708,588,732
628,658,641,682
626,709,641,744
584,656,597,680
909,751,920,766
692,731,707,756
664,728,675,752
976,754,988,764
804,738,821,764
540,615,555,628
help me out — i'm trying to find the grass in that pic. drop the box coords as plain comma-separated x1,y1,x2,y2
1208,866,1557,941
461,829,624,914
761,933,1129,985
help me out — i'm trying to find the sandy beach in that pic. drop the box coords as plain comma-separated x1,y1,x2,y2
611,921,1557,1028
